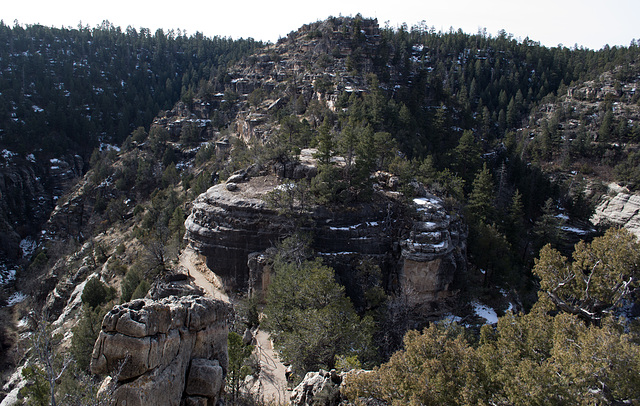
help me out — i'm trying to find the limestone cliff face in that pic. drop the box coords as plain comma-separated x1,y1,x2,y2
591,191,640,238
91,296,231,406
185,173,466,312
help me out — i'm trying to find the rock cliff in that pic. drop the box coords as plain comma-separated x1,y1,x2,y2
90,296,231,406
185,168,466,314
0,153,84,262
591,188,640,238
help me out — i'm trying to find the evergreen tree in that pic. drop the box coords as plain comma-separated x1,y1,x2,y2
264,239,375,373
466,163,495,224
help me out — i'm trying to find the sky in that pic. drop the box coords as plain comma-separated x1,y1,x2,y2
2,0,639,50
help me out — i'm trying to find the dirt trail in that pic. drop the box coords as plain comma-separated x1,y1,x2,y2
179,247,229,302
179,247,289,404
252,329,290,404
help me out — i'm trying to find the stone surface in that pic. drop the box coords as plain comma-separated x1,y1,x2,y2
399,196,467,309
185,358,224,397
591,191,640,238
185,171,466,316
291,369,343,406
90,296,231,406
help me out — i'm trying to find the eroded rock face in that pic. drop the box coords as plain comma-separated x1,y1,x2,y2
185,173,467,314
399,197,467,308
591,192,640,238
291,369,343,406
91,296,231,406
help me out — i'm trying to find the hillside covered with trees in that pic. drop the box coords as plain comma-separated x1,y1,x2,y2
1,15,639,405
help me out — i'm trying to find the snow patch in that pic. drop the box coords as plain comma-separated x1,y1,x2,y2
1,149,17,159
561,225,592,235
472,301,498,324
0,265,17,286
20,238,37,258
6,292,27,306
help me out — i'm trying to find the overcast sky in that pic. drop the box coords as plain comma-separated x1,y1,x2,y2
3,0,638,50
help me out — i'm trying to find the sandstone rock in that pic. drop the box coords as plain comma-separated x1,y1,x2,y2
591,191,640,238
227,173,246,184
147,279,205,300
185,358,224,397
185,175,466,315
398,196,466,311
90,296,231,406
291,369,342,406
183,397,208,406
226,182,238,191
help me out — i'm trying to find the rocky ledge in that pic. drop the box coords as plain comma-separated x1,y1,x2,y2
90,296,231,406
591,190,640,238
184,171,466,314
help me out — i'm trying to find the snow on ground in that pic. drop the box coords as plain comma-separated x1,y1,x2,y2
413,196,442,206
561,225,593,235
1,149,17,159
6,292,27,306
472,301,499,324
0,265,17,286
20,238,37,258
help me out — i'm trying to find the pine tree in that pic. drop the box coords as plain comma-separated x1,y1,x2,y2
466,163,495,224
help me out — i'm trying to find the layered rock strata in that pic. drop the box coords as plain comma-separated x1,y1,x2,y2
591,191,640,238
185,174,466,312
90,296,231,406
399,197,467,307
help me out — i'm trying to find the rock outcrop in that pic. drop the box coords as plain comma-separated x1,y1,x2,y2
185,170,466,314
400,197,467,308
591,190,640,238
290,369,343,406
90,296,231,406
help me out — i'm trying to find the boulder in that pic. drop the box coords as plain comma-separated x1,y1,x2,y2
291,369,343,406
90,296,231,406
185,175,467,316
591,191,640,238
185,359,224,397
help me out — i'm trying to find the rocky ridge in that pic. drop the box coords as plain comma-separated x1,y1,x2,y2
185,160,466,314
90,296,231,406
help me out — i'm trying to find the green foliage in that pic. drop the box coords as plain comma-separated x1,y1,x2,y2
532,198,566,250
265,180,311,217
466,163,496,224
71,306,107,371
344,311,640,405
131,279,151,300
468,222,513,286
29,251,49,272
451,130,482,183
264,254,375,373
0,23,263,156
81,278,116,309
614,150,640,191
226,331,254,401
120,267,147,302
533,227,640,322
20,365,50,406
